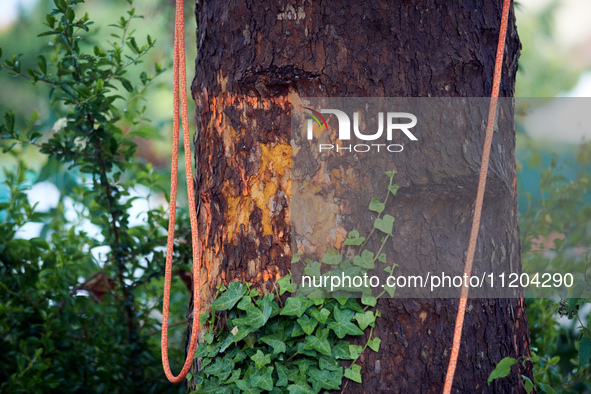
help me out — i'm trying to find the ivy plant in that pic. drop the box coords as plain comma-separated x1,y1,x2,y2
188,172,400,393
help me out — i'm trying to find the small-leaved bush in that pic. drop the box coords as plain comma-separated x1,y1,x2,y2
0,0,190,392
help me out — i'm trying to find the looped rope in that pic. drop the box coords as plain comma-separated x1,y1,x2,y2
442,0,511,392
160,0,201,384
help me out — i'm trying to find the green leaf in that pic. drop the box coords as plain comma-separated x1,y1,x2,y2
548,356,560,366
237,295,252,310
332,340,354,360
344,230,365,246
297,314,318,335
204,357,234,381
233,304,268,329
384,281,396,297
521,375,534,393
311,308,330,324
210,282,247,311
354,311,376,330
353,249,375,269
385,170,397,178
287,375,316,394
307,366,343,390
367,337,381,352
120,78,133,92
328,305,364,338
304,329,332,356
349,344,363,359
304,261,321,277
277,274,292,295
260,334,286,354
361,297,377,307
280,298,314,318
344,364,362,383
250,366,274,391
224,369,241,385
377,253,387,263
250,350,271,369
388,184,399,195
322,249,342,265
369,197,385,214
275,363,289,387
374,214,394,235
579,337,591,366
538,382,556,394
487,357,516,385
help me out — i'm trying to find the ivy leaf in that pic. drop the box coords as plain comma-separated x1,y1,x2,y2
307,366,343,390
291,253,302,264
204,357,234,381
280,298,314,318
322,249,342,265
294,358,316,375
579,337,591,366
377,253,387,263
384,281,396,297
332,340,354,360
344,230,365,246
521,375,534,393
297,314,318,335
275,363,289,387
354,311,376,330
260,334,287,354
328,305,364,338
369,197,385,214
353,249,375,269
311,308,331,324
361,297,377,307
304,261,321,277
277,274,292,295
250,350,271,370
319,355,341,371
224,368,241,384
233,304,267,329
349,344,363,359
367,337,381,352
373,214,394,235
342,298,365,312
304,329,332,356
237,295,252,310
487,357,516,385
385,170,397,178
210,282,247,311
287,375,316,394
250,366,274,391
388,184,399,195
344,364,362,383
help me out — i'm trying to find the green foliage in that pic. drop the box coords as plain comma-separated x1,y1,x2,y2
190,277,380,393
0,1,186,392
489,141,591,393
190,173,400,392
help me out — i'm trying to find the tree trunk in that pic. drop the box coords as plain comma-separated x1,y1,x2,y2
189,0,531,392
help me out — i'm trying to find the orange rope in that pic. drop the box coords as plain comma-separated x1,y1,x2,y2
161,0,201,384
442,0,511,392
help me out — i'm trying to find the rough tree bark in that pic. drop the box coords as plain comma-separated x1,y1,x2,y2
188,0,531,392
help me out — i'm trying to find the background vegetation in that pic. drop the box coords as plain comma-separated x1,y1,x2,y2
0,0,589,393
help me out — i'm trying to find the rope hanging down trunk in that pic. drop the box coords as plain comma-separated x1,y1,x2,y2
160,0,201,384
443,0,512,392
